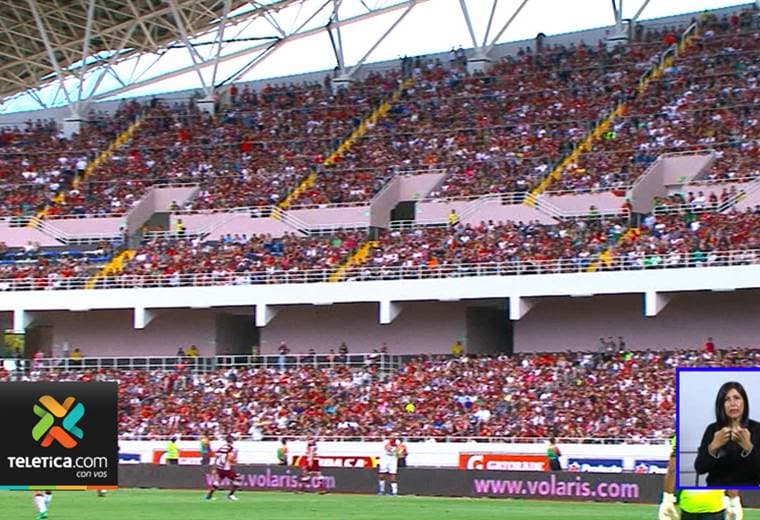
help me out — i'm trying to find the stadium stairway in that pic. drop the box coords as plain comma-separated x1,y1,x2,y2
586,227,640,273
277,77,415,210
328,240,378,282
526,23,700,207
34,118,143,220
84,249,136,289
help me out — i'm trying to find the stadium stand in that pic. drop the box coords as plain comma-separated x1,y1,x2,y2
3,348,759,441
551,10,759,190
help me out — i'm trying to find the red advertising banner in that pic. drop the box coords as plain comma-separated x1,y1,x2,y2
291,455,378,468
459,453,549,472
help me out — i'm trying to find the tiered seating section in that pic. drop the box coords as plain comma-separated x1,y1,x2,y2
0,9,756,286
4,348,759,440
554,12,759,190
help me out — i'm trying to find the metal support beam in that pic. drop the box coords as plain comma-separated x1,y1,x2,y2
379,300,403,325
509,296,536,321
345,2,416,79
611,0,622,31
458,0,480,50
255,304,278,327
631,0,653,22
251,1,288,38
210,0,233,89
484,0,530,55
167,0,210,95
86,24,138,99
74,0,97,116
95,0,431,101
328,0,347,73
643,291,671,317
134,307,157,329
26,0,74,107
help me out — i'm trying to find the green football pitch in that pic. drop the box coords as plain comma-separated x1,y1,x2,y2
4,489,760,520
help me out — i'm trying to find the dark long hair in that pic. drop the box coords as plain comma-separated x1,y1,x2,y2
715,381,749,428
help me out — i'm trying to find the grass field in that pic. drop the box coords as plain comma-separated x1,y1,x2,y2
3,490,760,520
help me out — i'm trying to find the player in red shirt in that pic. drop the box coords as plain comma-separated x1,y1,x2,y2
205,435,242,501
298,437,326,493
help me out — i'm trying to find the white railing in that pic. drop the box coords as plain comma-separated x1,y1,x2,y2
540,185,632,197
115,433,661,444
0,248,757,292
17,216,124,245
524,192,629,220
416,191,527,205
7,352,403,374
655,178,760,216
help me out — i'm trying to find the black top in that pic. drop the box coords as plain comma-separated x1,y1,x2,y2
694,419,760,487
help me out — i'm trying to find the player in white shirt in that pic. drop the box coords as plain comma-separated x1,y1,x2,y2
205,435,242,501
33,491,52,520
378,437,400,496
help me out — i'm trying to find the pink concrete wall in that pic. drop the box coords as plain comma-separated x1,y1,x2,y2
543,192,626,213
415,200,471,222
40,309,218,357
631,160,665,214
0,225,59,247
14,290,760,358
416,200,555,225
736,186,760,211
171,214,296,239
171,213,230,231
126,189,156,234
370,176,400,228
154,186,199,210
463,202,556,225
260,302,467,354
289,206,370,227
514,291,760,352
49,217,124,235
398,173,446,200
662,154,714,186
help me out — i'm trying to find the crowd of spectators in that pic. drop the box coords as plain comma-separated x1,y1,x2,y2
293,37,670,205
553,11,759,190
0,244,112,290
6,347,760,440
0,102,145,217
49,75,407,215
344,218,629,279
1,12,753,217
601,208,760,269
98,231,363,287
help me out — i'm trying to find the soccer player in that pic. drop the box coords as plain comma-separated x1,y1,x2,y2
378,437,400,496
299,437,326,493
659,435,743,519
277,438,288,465
205,435,242,501
33,491,52,520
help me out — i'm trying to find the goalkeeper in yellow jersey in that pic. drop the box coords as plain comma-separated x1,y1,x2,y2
659,436,743,520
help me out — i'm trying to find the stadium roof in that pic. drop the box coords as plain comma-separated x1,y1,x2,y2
0,0,751,115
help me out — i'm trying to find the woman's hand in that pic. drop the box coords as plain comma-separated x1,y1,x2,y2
732,427,753,453
708,427,732,456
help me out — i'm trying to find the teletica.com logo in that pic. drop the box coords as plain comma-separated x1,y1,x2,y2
32,395,85,448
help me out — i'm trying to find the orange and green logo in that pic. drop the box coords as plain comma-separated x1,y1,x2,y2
32,396,85,448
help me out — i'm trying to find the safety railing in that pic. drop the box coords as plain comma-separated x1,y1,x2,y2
0,248,756,292
5,353,404,374
114,433,668,444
